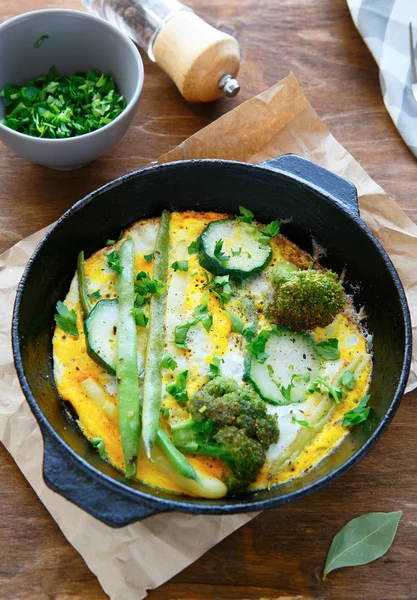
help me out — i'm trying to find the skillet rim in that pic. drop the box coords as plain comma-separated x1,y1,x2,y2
11,157,413,516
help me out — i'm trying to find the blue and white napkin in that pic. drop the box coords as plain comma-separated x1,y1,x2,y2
347,0,417,158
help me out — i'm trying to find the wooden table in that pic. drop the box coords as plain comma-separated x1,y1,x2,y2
1,1,416,598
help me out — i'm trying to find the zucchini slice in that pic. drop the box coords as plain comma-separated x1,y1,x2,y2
84,299,119,374
244,328,322,405
198,219,272,279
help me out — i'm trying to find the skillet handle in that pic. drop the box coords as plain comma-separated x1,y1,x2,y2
261,154,359,216
42,427,163,528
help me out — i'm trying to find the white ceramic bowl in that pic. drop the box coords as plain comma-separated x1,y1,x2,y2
0,9,144,170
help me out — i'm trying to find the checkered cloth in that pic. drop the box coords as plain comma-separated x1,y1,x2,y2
347,0,417,158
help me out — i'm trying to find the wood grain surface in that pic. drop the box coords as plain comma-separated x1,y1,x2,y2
1,1,416,599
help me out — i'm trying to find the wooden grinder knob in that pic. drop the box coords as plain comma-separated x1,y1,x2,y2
152,11,240,103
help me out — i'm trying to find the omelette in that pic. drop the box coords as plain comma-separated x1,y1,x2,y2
53,210,372,498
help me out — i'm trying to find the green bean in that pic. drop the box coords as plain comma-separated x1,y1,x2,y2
142,210,171,458
156,428,200,483
115,237,141,478
77,251,92,318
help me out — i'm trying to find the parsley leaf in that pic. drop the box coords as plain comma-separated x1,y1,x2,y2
194,294,213,333
257,235,271,246
225,308,244,333
131,307,148,328
166,370,189,405
246,329,271,364
144,253,154,262
160,407,170,420
280,383,292,402
35,35,49,48
188,241,200,255
231,247,242,256
214,239,230,262
342,394,371,426
208,354,224,379
203,273,233,307
315,338,340,360
161,354,178,369
135,271,166,296
174,319,197,348
171,260,189,272
90,290,101,299
107,250,122,274
291,415,312,428
338,370,356,390
242,323,257,341
236,206,254,223
54,301,79,337
135,294,150,306
106,239,115,246
262,220,280,238
92,437,108,460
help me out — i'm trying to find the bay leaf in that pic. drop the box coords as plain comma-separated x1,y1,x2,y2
323,511,402,580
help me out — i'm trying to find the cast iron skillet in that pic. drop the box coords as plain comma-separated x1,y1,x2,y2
12,155,412,527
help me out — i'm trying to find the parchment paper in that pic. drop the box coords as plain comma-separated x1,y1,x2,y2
1,72,416,600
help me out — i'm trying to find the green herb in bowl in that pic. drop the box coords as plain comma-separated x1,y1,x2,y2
0,66,127,139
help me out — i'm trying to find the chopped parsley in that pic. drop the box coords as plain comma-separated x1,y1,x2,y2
134,294,150,306
231,247,242,256
92,437,108,460
0,67,127,139
54,301,79,337
161,354,178,370
315,338,340,360
174,319,197,348
160,407,170,420
135,271,166,293
246,329,271,364
131,307,148,328
242,323,257,341
90,290,101,299
203,272,233,307
236,206,254,223
35,35,49,48
338,370,356,390
262,220,280,238
174,294,214,346
208,355,224,379
280,383,292,402
171,260,189,272
106,239,115,246
134,271,166,305
166,370,189,405
144,253,154,262
342,395,371,427
214,239,230,262
225,308,244,333
291,415,312,428
107,250,122,274
188,241,200,255
194,293,213,332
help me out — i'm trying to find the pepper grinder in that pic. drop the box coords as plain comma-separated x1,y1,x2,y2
82,0,240,102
